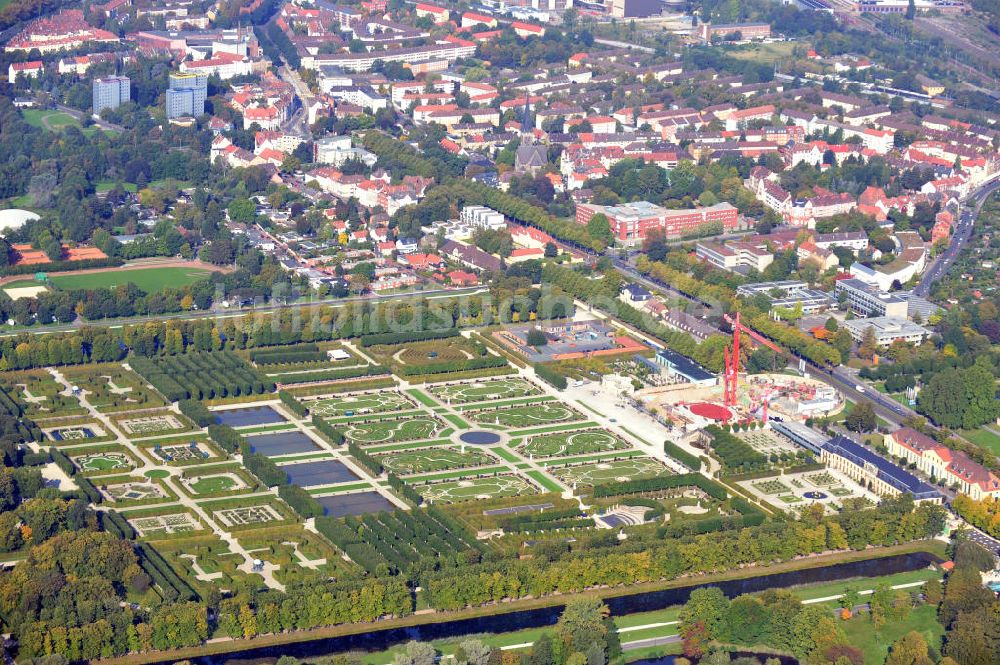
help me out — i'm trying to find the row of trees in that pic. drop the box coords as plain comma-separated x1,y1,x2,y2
0,291,569,371
950,494,1000,537
316,508,478,579
128,351,274,402
421,496,944,610
704,425,770,473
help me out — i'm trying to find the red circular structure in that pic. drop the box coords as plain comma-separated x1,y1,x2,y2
687,402,732,422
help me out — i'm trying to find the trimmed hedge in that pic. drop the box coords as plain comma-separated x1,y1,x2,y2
137,542,198,601
76,476,102,504
253,350,328,364
501,507,581,528
663,440,701,472
279,390,308,417
207,424,243,453
178,399,214,427
278,484,324,519
387,472,421,506
251,344,324,365
274,365,390,385
101,510,135,539
504,517,595,532
621,497,666,520
360,328,459,347
398,356,508,377
592,472,728,500
50,448,76,476
132,352,274,402
348,442,383,476
241,447,287,487
534,364,567,390
313,416,344,445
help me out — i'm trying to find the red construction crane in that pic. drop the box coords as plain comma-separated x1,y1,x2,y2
722,312,783,408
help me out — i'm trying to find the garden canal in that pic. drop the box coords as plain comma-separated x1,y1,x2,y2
152,550,939,665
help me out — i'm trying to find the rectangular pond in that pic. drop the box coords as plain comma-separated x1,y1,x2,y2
282,460,360,487
214,406,287,427
316,491,396,518
246,430,320,456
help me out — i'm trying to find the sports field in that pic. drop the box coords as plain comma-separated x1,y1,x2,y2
22,109,80,130
44,267,214,293
375,446,495,475
470,403,583,428
518,430,632,458
430,378,541,404
550,457,672,488
309,391,413,417
421,475,538,503
343,416,443,444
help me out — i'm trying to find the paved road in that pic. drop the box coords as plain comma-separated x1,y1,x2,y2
276,64,313,138
55,103,125,134
962,526,1000,556
914,177,1000,297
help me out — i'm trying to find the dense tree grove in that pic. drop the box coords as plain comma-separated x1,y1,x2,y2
421,496,943,610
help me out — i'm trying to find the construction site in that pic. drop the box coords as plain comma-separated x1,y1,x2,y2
609,312,845,431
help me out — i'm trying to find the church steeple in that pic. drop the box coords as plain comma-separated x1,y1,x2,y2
520,92,533,141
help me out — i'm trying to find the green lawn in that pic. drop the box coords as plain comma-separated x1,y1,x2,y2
960,427,1000,457
47,266,213,293
726,41,798,64
96,181,138,194
841,604,944,665
22,109,80,130
790,568,941,603
5,193,37,209
190,476,240,494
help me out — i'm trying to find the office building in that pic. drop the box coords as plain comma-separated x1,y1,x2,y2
576,201,739,244
92,75,130,115
843,316,930,346
834,278,909,318
165,71,207,118
736,280,834,314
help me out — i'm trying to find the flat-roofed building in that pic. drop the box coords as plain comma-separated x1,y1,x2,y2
654,348,717,387
577,201,739,245
736,280,835,314
843,316,930,346
93,75,129,115
835,278,909,318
